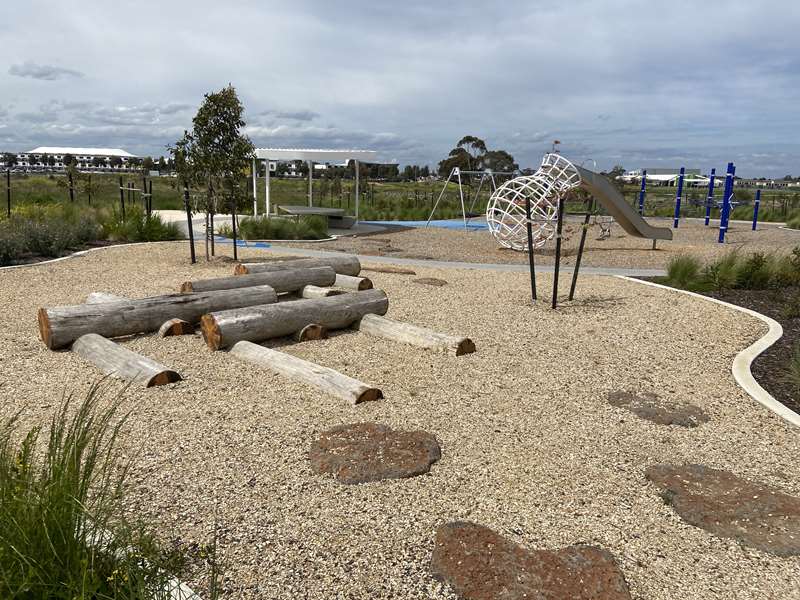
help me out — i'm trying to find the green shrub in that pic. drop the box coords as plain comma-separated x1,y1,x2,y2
701,251,740,291
665,255,702,289
102,207,182,242
786,211,800,229
735,252,772,290
0,225,26,266
230,215,328,240
0,386,186,599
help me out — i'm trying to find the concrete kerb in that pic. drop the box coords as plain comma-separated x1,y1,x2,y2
619,276,799,429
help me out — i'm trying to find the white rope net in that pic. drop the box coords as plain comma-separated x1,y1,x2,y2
486,153,582,251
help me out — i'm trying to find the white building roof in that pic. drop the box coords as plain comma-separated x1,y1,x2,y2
254,148,377,162
26,147,137,158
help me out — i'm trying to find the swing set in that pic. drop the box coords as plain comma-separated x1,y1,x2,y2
425,166,516,229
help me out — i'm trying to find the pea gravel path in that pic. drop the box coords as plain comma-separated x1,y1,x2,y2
1,242,799,599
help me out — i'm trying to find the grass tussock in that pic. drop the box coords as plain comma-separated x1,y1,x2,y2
218,215,328,240
0,385,188,599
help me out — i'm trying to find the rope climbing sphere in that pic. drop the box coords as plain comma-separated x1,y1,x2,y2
485,153,582,251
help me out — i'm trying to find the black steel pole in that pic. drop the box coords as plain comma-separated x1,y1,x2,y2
6,169,10,218
142,175,148,211
68,171,74,203
183,185,196,264
87,174,92,205
552,197,566,310
231,198,238,262
524,196,537,301
148,179,153,216
118,176,126,221
569,212,592,301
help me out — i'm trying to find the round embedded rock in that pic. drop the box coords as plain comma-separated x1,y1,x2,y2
413,277,448,287
646,464,800,556
431,521,631,599
309,423,441,484
608,390,709,427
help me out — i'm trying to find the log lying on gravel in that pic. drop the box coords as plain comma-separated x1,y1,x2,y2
180,266,335,294
201,288,389,350
85,292,127,304
361,265,416,275
296,323,328,341
299,285,345,299
234,255,360,277
334,274,373,291
158,318,193,337
39,286,279,350
355,314,476,356
230,341,382,404
72,333,182,387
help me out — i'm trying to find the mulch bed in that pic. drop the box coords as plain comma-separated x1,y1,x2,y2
705,286,799,414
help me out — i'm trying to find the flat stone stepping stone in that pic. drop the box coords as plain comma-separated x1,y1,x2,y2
431,522,631,600
608,390,709,427
413,277,448,287
309,423,440,484
646,464,800,556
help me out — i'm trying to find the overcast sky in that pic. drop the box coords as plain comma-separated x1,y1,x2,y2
1,1,798,176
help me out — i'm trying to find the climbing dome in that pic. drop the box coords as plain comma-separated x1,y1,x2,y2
486,153,582,251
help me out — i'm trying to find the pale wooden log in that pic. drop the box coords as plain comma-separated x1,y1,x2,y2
300,285,345,299
361,265,416,275
158,318,193,337
180,266,335,294
295,323,327,341
72,333,182,388
234,255,360,277
201,288,388,350
230,341,382,404
355,314,476,356
39,286,278,350
85,292,127,304
334,274,373,291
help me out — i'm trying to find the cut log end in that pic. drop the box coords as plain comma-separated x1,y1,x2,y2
355,387,384,404
296,323,328,342
200,314,223,351
179,282,194,293
455,338,477,356
146,370,183,387
158,318,193,337
356,278,373,291
38,308,53,350
234,263,249,275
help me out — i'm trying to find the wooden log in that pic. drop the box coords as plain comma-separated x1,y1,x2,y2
180,266,335,294
158,318,193,337
201,288,389,350
299,285,345,299
334,274,373,291
39,286,278,350
355,314,476,356
234,255,360,277
295,323,327,341
230,341,382,404
72,333,182,388
361,265,416,275
85,292,127,304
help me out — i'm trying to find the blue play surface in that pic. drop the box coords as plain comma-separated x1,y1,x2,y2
212,235,270,248
363,219,488,230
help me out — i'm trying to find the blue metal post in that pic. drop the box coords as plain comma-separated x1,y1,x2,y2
672,167,685,228
638,170,647,215
718,162,735,243
704,168,716,226
752,189,761,231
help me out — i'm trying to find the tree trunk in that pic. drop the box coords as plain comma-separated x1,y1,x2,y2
299,285,344,299
335,274,373,290
230,341,381,404
72,333,182,388
355,314,476,356
39,286,278,350
234,255,360,277
180,266,335,294
201,288,388,350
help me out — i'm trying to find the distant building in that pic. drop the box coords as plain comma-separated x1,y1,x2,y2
1,146,138,172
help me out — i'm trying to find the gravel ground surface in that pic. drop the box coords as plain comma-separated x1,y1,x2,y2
283,219,800,270
1,241,799,599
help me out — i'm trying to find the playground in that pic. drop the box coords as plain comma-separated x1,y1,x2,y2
1,240,799,599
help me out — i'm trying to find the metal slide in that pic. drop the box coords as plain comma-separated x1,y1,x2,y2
574,165,673,241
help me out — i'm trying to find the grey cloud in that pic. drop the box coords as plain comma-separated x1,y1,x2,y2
9,62,84,80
